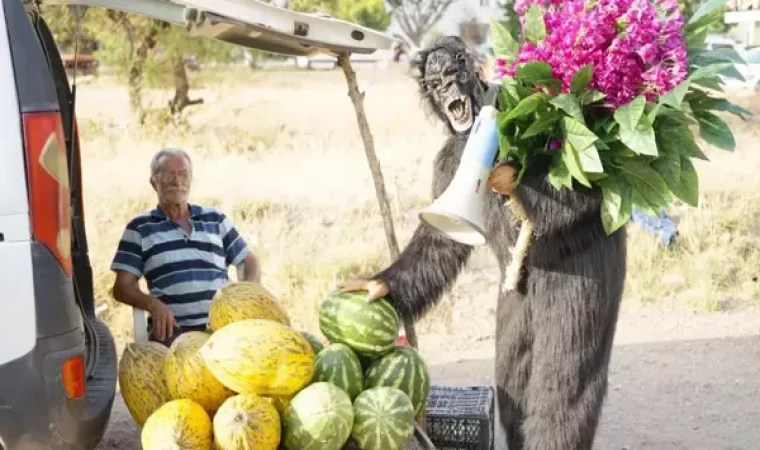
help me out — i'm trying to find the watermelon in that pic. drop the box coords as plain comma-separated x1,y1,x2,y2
351,387,416,450
312,343,364,400
301,331,326,356
282,382,355,450
318,290,400,357
364,346,431,416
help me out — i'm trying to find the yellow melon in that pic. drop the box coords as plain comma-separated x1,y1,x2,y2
141,399,213,450
199,319,314,397
164,331,236,415
265,395,292,416
208,282,290,332
118,341,171,426
213,393,281,450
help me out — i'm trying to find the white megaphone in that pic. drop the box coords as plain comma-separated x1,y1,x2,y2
418,101,501,247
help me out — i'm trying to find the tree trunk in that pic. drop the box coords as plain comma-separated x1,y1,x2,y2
168,53,204,115
336,53,419,350
127,24,160,124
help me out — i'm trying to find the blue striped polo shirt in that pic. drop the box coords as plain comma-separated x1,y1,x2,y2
110,204,249,328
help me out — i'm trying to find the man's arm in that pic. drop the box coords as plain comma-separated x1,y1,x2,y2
219,211,260,282
110,221,177,340
236,252,261,283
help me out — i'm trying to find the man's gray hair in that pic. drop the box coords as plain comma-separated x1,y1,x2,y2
150,148,193,179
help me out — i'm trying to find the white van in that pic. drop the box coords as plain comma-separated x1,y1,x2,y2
0,1,394,448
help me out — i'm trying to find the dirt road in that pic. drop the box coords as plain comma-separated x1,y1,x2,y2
97,302,760,450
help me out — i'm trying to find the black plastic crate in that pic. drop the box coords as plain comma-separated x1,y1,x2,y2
423,385,494,450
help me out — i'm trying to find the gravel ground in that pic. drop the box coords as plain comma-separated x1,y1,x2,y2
96,302,760,450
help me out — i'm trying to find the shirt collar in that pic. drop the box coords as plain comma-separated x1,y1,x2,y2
151,203,202,220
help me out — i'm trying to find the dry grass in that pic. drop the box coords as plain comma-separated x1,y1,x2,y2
72,65,760,347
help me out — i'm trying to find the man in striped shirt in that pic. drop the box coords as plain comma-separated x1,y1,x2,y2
110,148,261,346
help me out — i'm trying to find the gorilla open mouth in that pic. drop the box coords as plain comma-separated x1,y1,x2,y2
445,96,474,133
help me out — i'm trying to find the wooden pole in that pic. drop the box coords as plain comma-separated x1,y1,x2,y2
336,53,419,351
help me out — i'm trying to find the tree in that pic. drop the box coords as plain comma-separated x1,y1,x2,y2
337,0,391,31
41,6,239,124
385,0,456,47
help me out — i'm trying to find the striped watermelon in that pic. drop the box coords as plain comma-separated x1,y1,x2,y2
364,346,431,417
351,387,415,450
318,290,400,357
282,382,354,450
312,343,364,400
301,331,326,356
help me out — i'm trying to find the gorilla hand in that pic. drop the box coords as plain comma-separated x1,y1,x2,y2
488,161,520,197
337,279,389,302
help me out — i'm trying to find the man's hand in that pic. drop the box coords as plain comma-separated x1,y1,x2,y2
149,298,179,342
337,279,389,303
488,162,520,197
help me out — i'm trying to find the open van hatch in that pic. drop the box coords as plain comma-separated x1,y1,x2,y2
35,0,397,56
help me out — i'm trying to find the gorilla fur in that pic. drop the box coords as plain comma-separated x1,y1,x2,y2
370,36,627,450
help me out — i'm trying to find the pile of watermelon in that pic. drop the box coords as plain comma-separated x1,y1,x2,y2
292,289,432,450
119,282,431,450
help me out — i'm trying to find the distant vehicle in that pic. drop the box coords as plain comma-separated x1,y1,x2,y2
0,0,394,448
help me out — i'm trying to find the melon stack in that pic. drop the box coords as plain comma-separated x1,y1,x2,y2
118,281,431,450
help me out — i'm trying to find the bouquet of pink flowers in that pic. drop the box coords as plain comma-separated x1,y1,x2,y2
490,0,752,234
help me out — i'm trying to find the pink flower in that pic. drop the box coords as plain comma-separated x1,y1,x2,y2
494,0,688,107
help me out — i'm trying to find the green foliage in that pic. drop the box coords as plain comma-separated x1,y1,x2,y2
490,0,752,236
288,0,390,31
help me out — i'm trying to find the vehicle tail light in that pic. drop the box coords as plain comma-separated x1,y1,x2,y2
23,112,72,277
61,355,85,398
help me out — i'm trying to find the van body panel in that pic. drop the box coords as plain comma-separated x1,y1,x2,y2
0,242,36,364
0,1,117,449
0,328,111,450
32,242,83,338
0,0,36,367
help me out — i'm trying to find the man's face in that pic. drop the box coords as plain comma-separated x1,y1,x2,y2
152,155,192,204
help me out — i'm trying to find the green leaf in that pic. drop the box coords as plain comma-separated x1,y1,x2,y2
614,95,646,131
521,110,563,138
580,90,606,105
656,119,709,161
579,144,604,173
686,28,709,53
688,0,728,26
689,62,736,81
618,160,672,210
548,149,573,190
525,4,547,44
694,110,736,151
499,92,547,126
516,62,561,91
619,114,658,156
670,156,699,207
631,189,661,217
570,65,593,94
596,176,632,234
692,76,724,92
550,93,583,120
490,19,520,61
692,47,747,67
690,96,754,119
651,148,681,191
659,80,690,108
562,141,591,188
562,116,598,152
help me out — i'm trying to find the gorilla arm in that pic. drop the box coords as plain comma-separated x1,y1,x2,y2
338,137,474,321
489,161,604,255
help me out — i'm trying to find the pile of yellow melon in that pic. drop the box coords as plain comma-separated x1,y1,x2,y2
118,282,321,450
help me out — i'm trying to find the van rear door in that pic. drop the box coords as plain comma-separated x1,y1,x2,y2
0,2,36,366
39,0,396,56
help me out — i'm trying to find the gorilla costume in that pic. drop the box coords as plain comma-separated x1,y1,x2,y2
340,36,627,450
